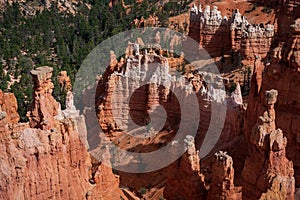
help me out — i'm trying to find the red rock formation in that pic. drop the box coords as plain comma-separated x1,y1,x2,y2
0,67,126,200
208,151,241,200
0,117,97,200
164,136,207,200
89,147,123,200
27,66,60,130
58,71,72,92
189,5,274,64
0,90,19,124
95,43,248,198
242,89,295,199
244,18,300,187
188,2,290,94
189,5,231,56
238,24,274,64
284,18,300,70
96,44,242,143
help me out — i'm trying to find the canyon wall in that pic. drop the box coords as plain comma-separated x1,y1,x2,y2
96,43,244,156
242,89,295,199
244,18,300,188
0,66,125,200
95,42,248,199
189,5,274,61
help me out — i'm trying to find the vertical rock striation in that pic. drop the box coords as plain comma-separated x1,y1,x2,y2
242,89,295,199
27,66,60,130
208,151,241,200
189,5,274,61
244,18,300,187
164,135,207,200
0,66,125,200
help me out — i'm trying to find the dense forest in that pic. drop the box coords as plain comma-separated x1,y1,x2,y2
0,0,191,121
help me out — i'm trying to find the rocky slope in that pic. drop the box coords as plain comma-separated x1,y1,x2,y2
0,0,86,15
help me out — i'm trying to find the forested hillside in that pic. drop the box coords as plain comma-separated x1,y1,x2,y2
0,0,191,121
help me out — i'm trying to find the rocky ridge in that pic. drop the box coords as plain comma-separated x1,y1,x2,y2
0,0,87,15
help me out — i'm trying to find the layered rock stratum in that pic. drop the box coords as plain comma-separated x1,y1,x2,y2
0,1,300,199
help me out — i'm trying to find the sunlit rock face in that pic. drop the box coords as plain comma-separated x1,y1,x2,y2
244,19,300,187
0,66,125,200
95,43,243,153
94,41,247,199
242,89,295,199
189,5,274,61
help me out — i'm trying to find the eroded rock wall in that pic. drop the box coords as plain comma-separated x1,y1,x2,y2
242,89,295,199
164,136,207,200
0,66,125,200
244,19,300,187
95,43,247,199
208,151,241,200
189,5,274,61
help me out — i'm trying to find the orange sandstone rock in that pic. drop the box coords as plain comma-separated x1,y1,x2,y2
242,89,295,199
0,90,19,124
58,71,72,92
0,66,126,200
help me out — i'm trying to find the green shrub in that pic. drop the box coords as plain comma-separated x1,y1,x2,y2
139,187,147,195
228,82,237,93
262,7,272,14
